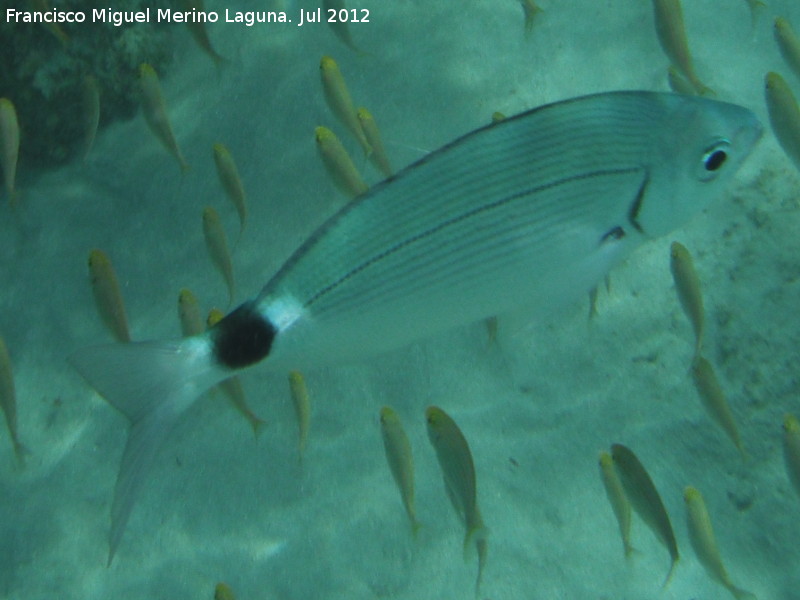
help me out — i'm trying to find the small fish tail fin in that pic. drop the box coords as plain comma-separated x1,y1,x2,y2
473,536,488,599
737,440,749,461
729,584,758,600
747,1,766,29
522,2,543,35
218,377,265,438
69,338,227,564
694,81,716,98
462,524,490,560
623,543,640,561
661,555,680,589
410,518,423,540
12,441,30,467
250,415,267,439
211,52,231,74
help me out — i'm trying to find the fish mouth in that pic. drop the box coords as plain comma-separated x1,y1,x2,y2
600,226,626,244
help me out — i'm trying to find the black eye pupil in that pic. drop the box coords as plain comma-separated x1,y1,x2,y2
705,150,727,171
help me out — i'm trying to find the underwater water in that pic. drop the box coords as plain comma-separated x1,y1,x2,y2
1,0,800,598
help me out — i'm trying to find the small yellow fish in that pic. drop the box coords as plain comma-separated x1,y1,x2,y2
214,582,236,600
782,414,800,500
177,288,204,337
356,108,393,177
319,56,371,155
207,308,266,437
213,143,247,240
690,356,744,456
323,0,363,53
599,451,634,558
380,406,421,535
518,0,543,35
29,0,69,45
774,18,800,82
491,111,506,123
88,249,131,343
667,65,696,95
670,241,704,359
683,486,757,600
611,443,679,587
80,75,101,161
206,307,224,327
139,63,190,173
0,334,26,463
289,371,310,461
651,0,713,96
202,207,235,306
741,0,766,28
0,98,20,204
425,406,487,597
218,370,265,437
178,0,227,67
764,71,800,172
315,126,368,198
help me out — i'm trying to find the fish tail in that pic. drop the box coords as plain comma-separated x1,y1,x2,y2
474,536,488,599
747,1,765,29
522,2,543,35
12,440,30,467
69,338,228,564
692,79,716,98
217,376,265,438
211,51,231,72
410,518,423,540
729,584,758,600
249,415,267,438
462,524,490,560
737,439,749,461
661,555,680,589
623,542,640,560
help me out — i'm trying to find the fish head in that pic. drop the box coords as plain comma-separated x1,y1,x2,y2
380,405,398,425
634,96,762,239
425,405,450,442
784,414,800,434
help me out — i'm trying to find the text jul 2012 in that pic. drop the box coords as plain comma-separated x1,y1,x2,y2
5,7,371,28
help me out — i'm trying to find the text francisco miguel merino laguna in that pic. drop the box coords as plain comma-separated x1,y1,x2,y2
5,7,370,27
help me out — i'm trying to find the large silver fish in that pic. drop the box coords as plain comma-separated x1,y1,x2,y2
70,91,761,564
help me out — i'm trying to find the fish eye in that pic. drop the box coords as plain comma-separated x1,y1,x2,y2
697,140,731,181
704,149,726,171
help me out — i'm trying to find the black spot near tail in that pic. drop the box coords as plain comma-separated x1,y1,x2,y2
211,301,276,369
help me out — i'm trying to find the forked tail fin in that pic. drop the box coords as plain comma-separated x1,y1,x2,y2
69,337,228,565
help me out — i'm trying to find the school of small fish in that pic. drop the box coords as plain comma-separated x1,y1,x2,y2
3,0,800,598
